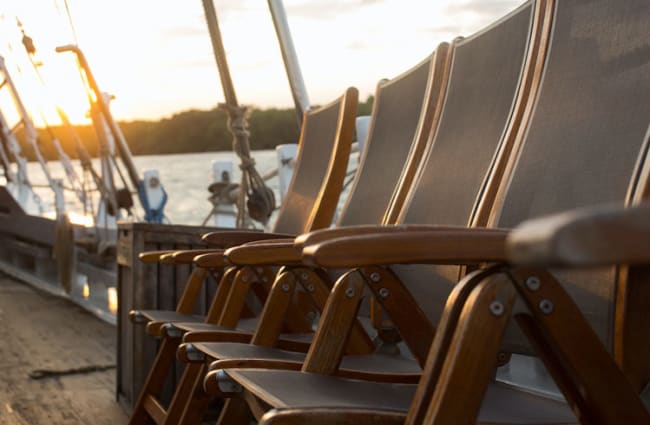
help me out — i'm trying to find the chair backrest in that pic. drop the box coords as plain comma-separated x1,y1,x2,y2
272,88,357,234
484,0,650,361
392,1,536,323
337,47,446,227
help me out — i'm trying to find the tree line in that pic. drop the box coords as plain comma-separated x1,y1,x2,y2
17,96,373,161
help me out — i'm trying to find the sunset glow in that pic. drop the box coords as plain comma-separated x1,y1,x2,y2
2,0,522,123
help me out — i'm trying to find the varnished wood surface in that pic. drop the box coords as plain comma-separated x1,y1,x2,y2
0,275,127,424
507,201,650,266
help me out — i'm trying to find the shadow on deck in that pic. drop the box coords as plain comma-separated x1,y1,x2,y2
0,274,127,424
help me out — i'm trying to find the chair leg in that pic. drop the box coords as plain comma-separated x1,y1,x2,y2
218,267,257,327
215,398,253,425
129,336,181,425
293,266,374,354
423,274,515,425
162,362,210,425
251,271,297,346
406,265,505,425
177,363,212,425
302,270,367,375
508,268,650,425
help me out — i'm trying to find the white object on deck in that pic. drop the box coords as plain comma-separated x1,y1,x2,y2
211,160,237,228
53,179,65,216
276,144,297,201
142,169,166,211
355,115,371,155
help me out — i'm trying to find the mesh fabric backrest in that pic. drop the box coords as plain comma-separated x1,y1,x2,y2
393,2,533,323
338,57,432,226
272,98,342,234
496,0,650,352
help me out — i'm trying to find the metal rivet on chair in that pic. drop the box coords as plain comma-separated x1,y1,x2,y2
132,310,147,323
525,276,540,291
216,370,243,394
345,287,355,298
162,323,182,338
300,272,309,281
256,267,264,274
369,272,381,283
242,275,249,283
306,283,315,292
489,301,504,316
497,352,508,363
281,283,290,292
184,343,206,362
379,287,390,298
539,299,554,315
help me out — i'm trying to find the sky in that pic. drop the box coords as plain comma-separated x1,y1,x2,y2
0,0,523,124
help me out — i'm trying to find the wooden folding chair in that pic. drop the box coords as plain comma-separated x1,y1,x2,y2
209,1,650,424
195,0,544,386
127,87,358,425
151,44,452,425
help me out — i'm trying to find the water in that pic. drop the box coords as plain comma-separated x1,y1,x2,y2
24,150,281,226
23,149,357,227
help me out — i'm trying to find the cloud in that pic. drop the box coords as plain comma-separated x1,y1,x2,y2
285,0,378,19
163,26,206,38
444,0,522,16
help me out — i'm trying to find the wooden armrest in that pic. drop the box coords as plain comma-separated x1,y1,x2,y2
242,237,295,246
225,242,301,266
259,408,406,425
507,202,650,266
302,227,508,268
138,250,173,263
160,249,220,265
294,224,472,249
193,251,228,268
202,230,295,248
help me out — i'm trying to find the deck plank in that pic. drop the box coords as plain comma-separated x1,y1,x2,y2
0,275,127,425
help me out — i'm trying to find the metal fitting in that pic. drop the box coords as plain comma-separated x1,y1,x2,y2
378,288,390,298
489,301,504,316
281,283,291,292
539,299,554,315
131,310,148,324
162,323,182,338
369,272,381,283
525,276,541,291
215,370,243,394
300,272,309,281
183,344,206,362
345,287,355,298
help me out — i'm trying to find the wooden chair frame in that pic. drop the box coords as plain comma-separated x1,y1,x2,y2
128,87,358,425
203,1,650,424
154,43,455,425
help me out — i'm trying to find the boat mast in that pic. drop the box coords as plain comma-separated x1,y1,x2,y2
201,0,276,228
267,0,311,123
0,56,56,191
56,45,168,223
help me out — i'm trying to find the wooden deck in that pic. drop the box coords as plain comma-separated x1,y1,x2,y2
0,274,127,424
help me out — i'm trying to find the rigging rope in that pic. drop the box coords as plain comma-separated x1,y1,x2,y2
219,103,275,227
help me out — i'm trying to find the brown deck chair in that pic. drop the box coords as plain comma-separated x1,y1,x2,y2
168,44,448,345
130,86,358,336
155,47,452,425
194,0,542,383
211,0,650,424
128,48,447,423
141,44,451,425
127,88,358,425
